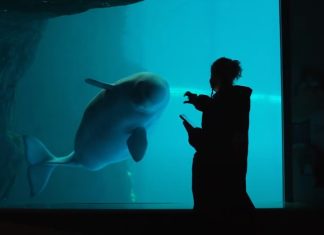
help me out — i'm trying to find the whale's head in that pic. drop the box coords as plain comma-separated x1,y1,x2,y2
131,72,170,112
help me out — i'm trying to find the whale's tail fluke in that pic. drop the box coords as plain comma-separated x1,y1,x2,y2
23,136,73,197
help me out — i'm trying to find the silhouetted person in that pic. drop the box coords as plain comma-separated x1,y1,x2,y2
181,57,255,224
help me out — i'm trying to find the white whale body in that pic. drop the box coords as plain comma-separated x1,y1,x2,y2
24,72,170,196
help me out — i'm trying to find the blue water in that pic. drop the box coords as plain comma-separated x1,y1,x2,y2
5,0,282,209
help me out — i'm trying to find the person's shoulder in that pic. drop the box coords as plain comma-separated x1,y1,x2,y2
233,85,252,92
232,85,252,96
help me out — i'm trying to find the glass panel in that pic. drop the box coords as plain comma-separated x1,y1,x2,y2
1,0,282,209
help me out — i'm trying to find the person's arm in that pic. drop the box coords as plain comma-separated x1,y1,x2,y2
184,92,213,112
188,127,204,151
180,115,194,133
180,117,204,151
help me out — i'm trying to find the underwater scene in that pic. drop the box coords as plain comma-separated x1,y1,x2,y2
0,0,282,209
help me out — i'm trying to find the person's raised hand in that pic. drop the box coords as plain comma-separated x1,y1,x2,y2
184,91,197,104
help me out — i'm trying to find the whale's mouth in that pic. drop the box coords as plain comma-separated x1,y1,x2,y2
133,94,163,112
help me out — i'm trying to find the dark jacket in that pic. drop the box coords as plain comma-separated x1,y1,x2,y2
187,85,254,210
189,85,252,154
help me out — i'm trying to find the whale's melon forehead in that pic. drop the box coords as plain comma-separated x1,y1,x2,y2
115,72,164,86
125,73,170,112
136,72,169,89
136,75,169,97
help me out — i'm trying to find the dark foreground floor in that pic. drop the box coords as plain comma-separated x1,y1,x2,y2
0,209,323,234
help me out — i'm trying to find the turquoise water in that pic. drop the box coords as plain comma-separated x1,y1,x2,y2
5,0,282,209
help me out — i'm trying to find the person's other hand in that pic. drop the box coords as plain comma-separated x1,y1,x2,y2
184,91,197,104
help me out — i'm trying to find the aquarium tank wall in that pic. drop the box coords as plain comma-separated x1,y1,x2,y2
0,0,282,209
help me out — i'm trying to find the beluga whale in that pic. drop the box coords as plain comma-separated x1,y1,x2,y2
24,72,170,196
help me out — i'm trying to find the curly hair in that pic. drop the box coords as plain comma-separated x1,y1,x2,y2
211,57,242,85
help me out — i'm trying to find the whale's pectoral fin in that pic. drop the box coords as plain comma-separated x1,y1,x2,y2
127,127,148,162
85,78,114,90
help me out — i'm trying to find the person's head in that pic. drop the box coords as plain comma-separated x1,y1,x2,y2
209,57,242,92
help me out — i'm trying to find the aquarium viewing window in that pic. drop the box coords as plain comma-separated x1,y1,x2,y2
2,0,283,209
